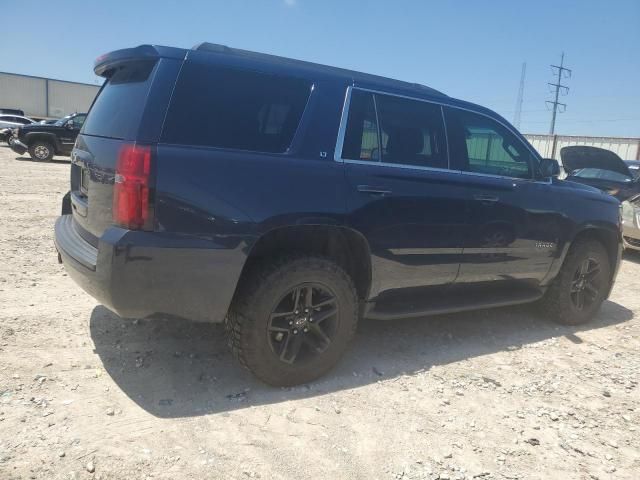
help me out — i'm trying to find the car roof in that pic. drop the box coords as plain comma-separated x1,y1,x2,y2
97,43,508,120
186,43,511,123
0,114,31,120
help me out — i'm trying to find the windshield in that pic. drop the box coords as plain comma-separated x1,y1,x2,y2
572,167,633,183
625,162,640,180
54,114,74,126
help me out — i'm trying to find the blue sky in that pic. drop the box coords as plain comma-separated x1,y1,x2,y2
4,0,639,136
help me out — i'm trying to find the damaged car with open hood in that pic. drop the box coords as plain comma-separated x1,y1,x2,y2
561,146,640,250
561,146,640,201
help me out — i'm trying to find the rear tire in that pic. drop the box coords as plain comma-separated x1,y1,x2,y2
29,141,54,161
539,239,611,325
226,256,358,386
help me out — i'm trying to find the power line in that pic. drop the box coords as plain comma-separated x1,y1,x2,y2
546,52,571,134
513,62,526,129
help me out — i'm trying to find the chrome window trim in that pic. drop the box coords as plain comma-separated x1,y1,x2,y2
439,105,450,170
371,93,382,162
333,85,353,162
333,85,543,181
343,158,458,175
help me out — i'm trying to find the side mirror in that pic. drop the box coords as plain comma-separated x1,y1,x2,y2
539,158,560,178
65,121,75,130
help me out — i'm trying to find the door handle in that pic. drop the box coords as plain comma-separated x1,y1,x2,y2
357,185,392,196
473,194,499,203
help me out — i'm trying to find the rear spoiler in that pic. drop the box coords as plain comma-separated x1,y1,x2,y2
94,45,185,77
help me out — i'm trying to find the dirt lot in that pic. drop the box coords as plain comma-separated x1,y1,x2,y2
0,145,639,480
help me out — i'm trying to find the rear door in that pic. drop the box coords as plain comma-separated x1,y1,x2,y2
340,88,467,299
443,106,560,284
70,55,182,244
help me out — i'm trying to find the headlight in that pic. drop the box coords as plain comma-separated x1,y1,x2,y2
621,202,634,224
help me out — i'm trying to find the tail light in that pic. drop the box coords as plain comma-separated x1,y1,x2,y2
113,144,153,230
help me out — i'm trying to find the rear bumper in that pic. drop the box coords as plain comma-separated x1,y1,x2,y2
10,139,27,155
54,215,247,322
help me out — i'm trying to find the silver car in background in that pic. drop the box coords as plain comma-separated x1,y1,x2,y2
622,194,640,251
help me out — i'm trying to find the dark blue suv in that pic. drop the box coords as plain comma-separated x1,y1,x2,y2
55,43,623,386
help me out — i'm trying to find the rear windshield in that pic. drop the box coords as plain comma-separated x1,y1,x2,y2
81,61,156,139
161,62,312,153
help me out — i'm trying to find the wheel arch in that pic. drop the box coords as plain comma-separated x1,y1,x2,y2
24,132,61,152
571,226,620,269
236,224,373,302
566,225,622,296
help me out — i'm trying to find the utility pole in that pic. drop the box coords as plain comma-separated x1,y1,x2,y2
513,62,526,129
546,52,571,135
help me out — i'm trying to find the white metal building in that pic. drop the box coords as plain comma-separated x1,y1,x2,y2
0,71,100,119
524,134,640,162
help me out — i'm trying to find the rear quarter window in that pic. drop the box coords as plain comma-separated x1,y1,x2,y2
161,62,312,153
81,61,156,139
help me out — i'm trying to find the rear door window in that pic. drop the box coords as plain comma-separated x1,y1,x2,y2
376,94,447,169
341,89,448,169
341,90,380,161
161,62,312,153
82,61,157,139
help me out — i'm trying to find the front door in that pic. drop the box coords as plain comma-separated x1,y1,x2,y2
443,106,561,285
339,88,467,299
59,114,86,154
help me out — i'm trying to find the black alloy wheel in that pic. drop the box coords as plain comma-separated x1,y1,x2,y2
267,284,338,365
569,257,602,311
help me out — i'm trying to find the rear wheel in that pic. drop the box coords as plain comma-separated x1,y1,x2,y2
539,239,611,325
29,141,54,161
226,256,358,386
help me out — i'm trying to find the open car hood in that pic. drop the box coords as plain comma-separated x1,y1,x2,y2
561,146,632,177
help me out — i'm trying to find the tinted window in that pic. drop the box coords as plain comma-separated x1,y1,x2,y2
162,62,312,153
342,90,380,161
72,114,86,128
82,61,156,139
15,117,32,125
445,107,535,179
376,94,447,168
341,90,447,169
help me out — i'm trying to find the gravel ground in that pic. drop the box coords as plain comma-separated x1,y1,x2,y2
0,145,639,480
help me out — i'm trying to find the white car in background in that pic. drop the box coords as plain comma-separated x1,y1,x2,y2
0,114,36,145
0,114,35,129
622,194,640,252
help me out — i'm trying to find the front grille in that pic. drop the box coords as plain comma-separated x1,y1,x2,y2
624,236,640,248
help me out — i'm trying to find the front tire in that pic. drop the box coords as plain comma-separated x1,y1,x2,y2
539,239,611,325
29,141,54,161
226,256,358,386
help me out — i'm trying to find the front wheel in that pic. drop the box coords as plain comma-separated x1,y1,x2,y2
29,141,54,161
539,239,611,325
226,256,359,386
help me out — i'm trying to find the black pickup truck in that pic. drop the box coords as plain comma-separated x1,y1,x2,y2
10,113,87,161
